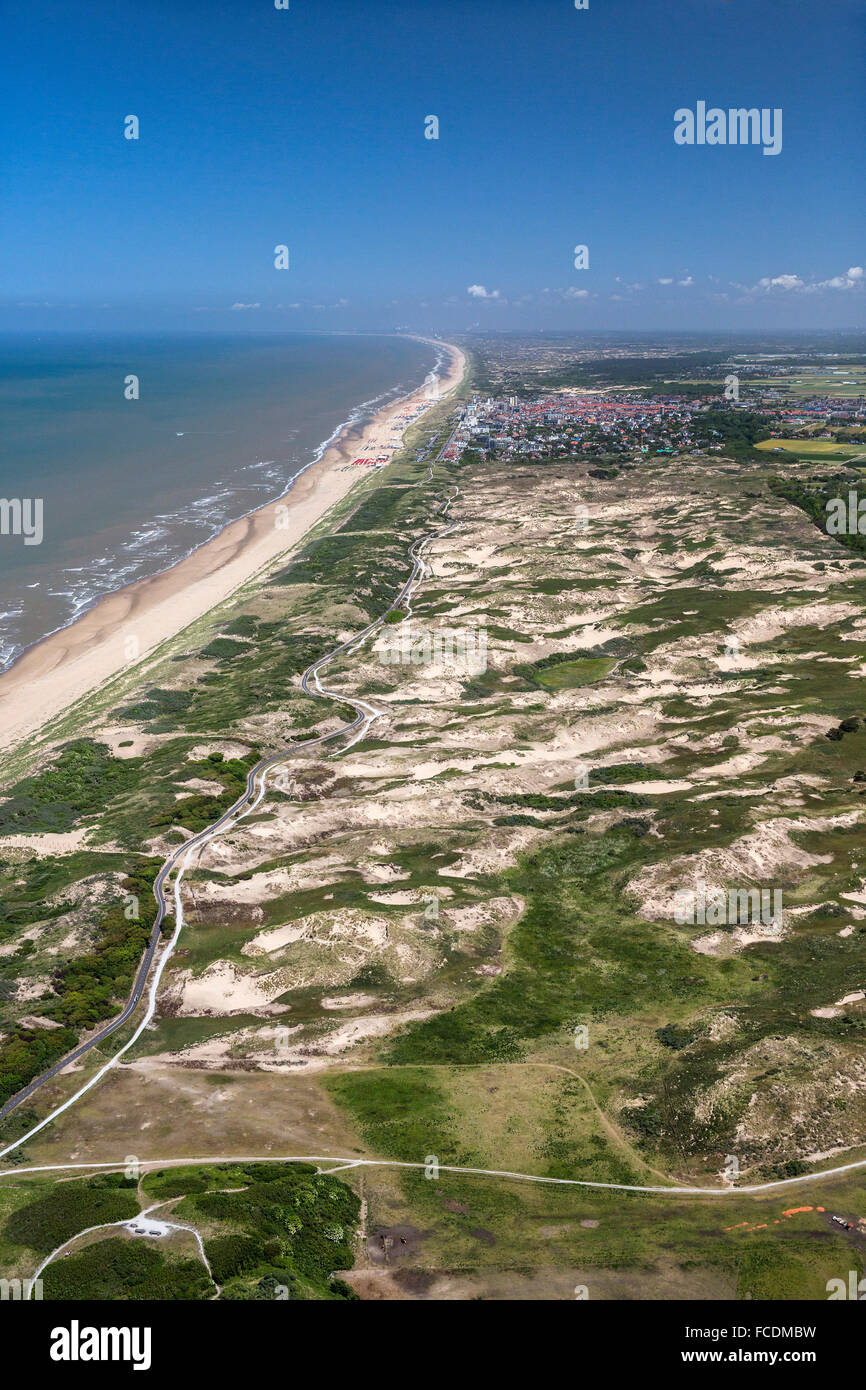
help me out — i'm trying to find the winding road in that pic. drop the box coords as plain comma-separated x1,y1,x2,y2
0,461,459,1160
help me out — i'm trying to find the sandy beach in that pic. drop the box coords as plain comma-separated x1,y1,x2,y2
0,337,465,756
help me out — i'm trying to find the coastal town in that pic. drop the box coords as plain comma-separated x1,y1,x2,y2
440,387,866,464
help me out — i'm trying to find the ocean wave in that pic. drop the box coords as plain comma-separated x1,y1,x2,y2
0,349,440,673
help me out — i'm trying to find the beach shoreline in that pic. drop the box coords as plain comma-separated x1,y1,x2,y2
0,336,466,757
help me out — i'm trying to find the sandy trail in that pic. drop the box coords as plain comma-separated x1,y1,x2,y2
0,337,465,755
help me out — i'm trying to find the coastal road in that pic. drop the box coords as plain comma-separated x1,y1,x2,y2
0,692,368,1127
0,474,460,1157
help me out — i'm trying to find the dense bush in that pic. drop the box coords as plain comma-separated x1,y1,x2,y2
0,1027,78,1109
199,637,251,660
770,475,866,561
0,741,142,835
691,409,771,458
41,1238,212,1301
0,858,160,1106
117,688,194,723
190,1167,360,1291
4,1180,138,1254
148,755,253,832
655,1023,696,1050
204,1234,266,1282
46,863,159,1031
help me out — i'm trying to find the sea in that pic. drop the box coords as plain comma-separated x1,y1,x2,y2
0,331,439,670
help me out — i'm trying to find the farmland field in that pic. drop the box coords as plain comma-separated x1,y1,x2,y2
756,438,866,463
748,367,866,399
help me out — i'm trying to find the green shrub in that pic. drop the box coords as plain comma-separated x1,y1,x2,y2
4,1182,138,1254
204,1234,266,1282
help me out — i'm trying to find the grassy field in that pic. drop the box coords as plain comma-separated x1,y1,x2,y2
532,656,618,690
756,438,866,463
749,367,866,399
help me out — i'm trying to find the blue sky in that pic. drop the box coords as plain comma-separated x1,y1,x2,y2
2,0,863,331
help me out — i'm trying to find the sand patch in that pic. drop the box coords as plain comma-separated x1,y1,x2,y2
321,993,378,1010
810,990,866,1019
732,601,861,648
259,1009,434,1073
244,908,391,957
444,896,523,933
614,780,692,794
360,862,412,884
439,829,544,879
175,777,226,797
13,977,52,1003
0,828,92,855
629,812,859,925
170,961,289,1015
188,741,252,761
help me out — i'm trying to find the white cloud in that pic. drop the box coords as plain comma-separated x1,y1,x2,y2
818,266,864,290
467,284,500,299
757,273,803,292
678,275,694,287
738,265,863,297
539,287,593,302
230,302,260,310
657,277,674,285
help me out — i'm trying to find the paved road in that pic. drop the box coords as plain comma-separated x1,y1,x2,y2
0,476,459,1152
